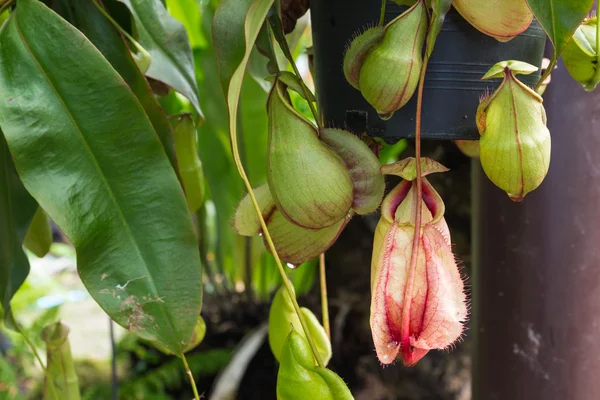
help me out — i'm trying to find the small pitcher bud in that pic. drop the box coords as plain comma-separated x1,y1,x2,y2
455,140,480,159
277,331,353,400
563,16,599,92
453,0,533,42
343,26,385,90
344,1,428,118
268,285,331,365
371,158,467,366
477,61,551,201
267,80,353,229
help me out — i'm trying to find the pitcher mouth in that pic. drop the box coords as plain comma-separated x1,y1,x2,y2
381,178,445,225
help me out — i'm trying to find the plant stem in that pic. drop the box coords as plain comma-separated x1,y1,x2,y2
181,353,200,400
319,253,331,340
228,92,325,369
109,318,118,400
8,312,45,370
268,19,321,127
379,0,387,26
535,50,557,91
400,53,430,351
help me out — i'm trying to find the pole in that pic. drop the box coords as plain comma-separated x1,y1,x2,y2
472,57,600,398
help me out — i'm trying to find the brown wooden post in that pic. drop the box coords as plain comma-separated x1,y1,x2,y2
472,59,600,398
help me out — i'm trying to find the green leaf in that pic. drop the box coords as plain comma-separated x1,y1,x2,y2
268,71,317,103
60,0,179,175
268,285,331,365
214,0,274,136
41,322,81,400
197,119,244,283
213,0,254,93
173,114,205,213
426,0,454,57
23,207,52,258
0,132,37,321
118,0,203,117
240,73,269,186
165,0,206,49
247,24,275,91
202,2,273,286
277,331,353,400
191,3,244,286
151,315,207,355
526,0,594,56
0,0,202,353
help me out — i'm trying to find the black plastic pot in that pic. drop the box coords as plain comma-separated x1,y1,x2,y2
310,0,547,141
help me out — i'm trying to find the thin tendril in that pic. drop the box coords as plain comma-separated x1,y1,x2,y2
319,253,330,340
535,50,557,91
181,353,200,400
400,52,430,352
379,0,387,26
268,19,321,126
9,312,45,370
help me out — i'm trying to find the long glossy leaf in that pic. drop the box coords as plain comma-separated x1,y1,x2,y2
213,0,254,92
60,0,179,174
240,73,269,186
0,132,36,320
214,0,274,283
0,0,201,353
196,4,246,285
526,0,594,55
118,0,203,117
23,207,52,258
219,0,274,168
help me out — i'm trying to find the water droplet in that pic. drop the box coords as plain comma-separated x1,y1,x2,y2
382,354,389,361
286,263,298,270
258,233,263,237
378,112,394,121
387,341,399,349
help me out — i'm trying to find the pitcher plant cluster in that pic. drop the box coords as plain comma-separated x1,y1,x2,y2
0,0,598,399
231,0,598,397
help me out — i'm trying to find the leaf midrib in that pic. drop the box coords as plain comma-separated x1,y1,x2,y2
12,10,179,348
